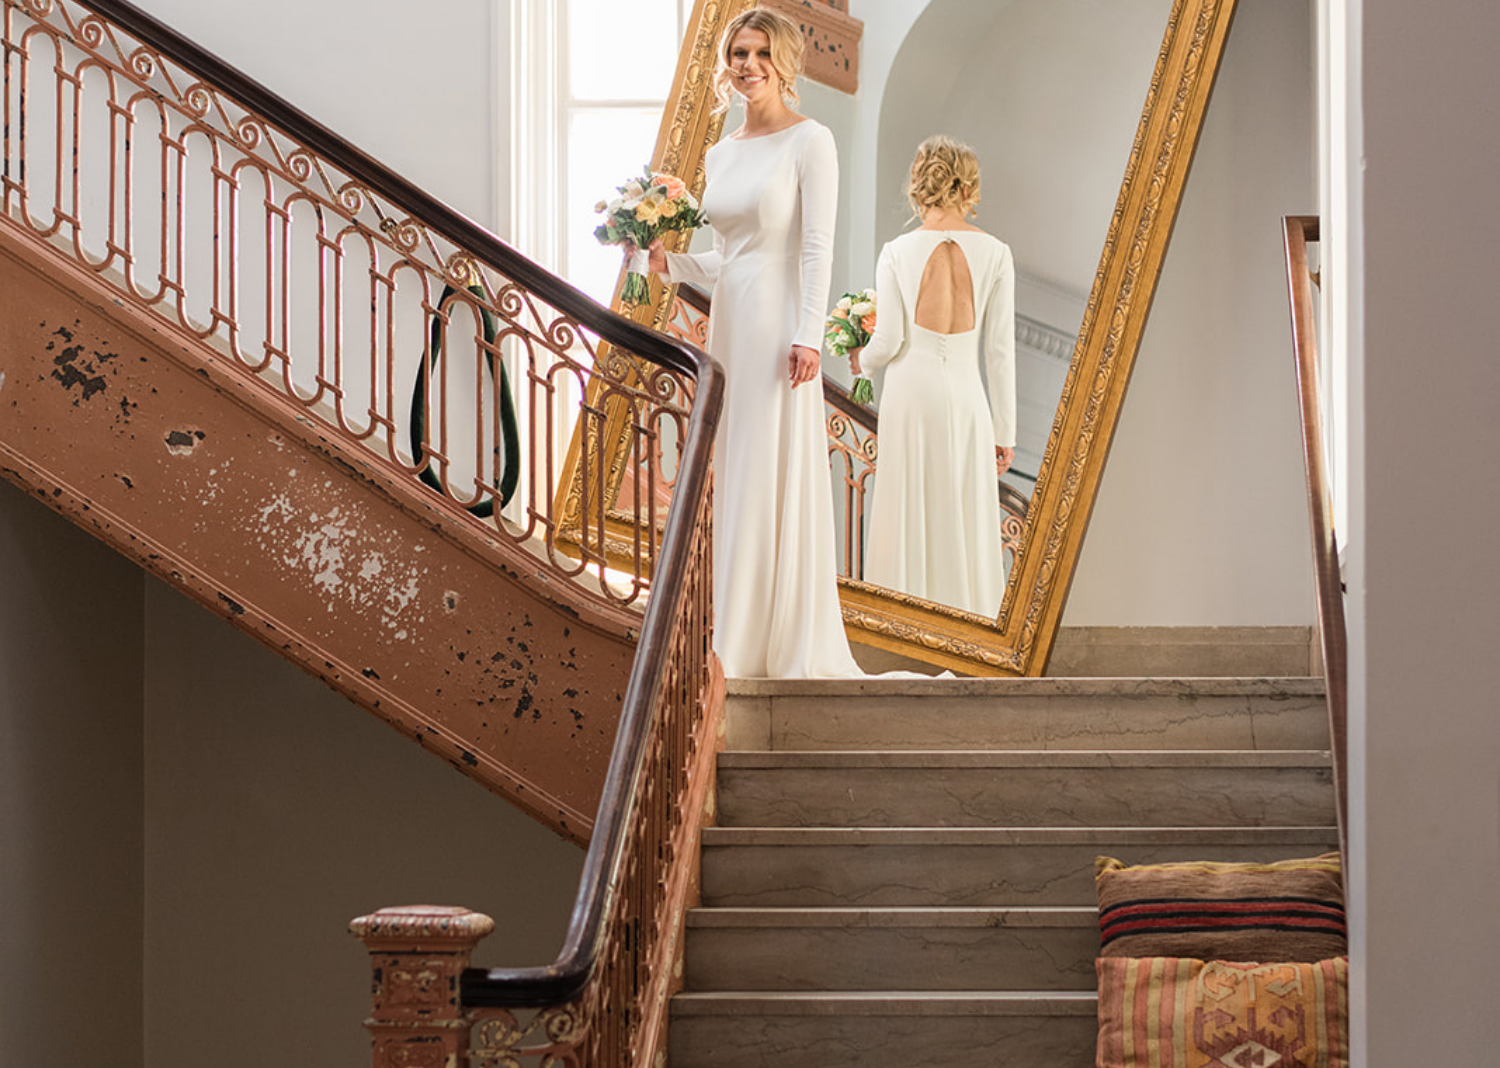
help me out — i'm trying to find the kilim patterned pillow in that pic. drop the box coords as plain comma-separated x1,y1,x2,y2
1095,854,1347,962
1096,956,1349,1068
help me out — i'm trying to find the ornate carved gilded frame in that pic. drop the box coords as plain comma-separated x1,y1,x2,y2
562,0,1239,676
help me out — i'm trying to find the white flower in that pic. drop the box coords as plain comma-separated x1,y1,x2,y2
836,295,853,310
863,288,877,301
622,180,645,199
850,301,874,317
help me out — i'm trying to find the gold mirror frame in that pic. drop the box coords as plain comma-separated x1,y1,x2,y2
561,0,1239,676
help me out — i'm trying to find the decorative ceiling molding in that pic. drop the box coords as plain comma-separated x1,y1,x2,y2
1016,314,1077,365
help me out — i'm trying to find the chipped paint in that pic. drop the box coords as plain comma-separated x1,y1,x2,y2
165,428,206,455
254,491,431,638
46,325,113,404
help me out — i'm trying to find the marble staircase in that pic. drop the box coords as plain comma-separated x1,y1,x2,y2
669,635,1337,1067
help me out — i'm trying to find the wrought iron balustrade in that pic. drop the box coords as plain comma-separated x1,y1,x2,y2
2,0,700,609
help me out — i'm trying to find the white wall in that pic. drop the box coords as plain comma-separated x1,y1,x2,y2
0,481,145,1068
1064,0,1318,625
131,0,511,235
1347,0,1500,1062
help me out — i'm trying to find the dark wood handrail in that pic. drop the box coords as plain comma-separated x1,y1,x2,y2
64,0,725,1008
676,284,1033,516
1282,216,1348,867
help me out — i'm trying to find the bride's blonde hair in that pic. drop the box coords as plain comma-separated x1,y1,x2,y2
907,135,982,219
712,7,804,113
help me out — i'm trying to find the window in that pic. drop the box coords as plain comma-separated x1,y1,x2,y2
513,0,696,303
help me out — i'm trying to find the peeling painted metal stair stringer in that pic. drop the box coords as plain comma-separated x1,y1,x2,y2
0,218,631,845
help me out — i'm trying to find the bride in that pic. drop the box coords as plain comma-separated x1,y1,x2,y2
636,6,859,678
851,136,1016,618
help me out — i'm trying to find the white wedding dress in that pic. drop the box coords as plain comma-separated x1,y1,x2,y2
665,119,860,678
858,229,1016,618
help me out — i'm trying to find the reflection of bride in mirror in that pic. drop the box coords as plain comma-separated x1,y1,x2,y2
850,136,1016,618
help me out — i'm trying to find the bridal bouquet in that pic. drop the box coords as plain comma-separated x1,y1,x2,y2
825,289,877,403
593,169,707,304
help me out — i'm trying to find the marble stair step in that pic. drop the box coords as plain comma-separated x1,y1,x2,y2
701,826,1339,907
726,676,1329,752
669,990,1098,1068
685,907,1100,992
716,749,1334,828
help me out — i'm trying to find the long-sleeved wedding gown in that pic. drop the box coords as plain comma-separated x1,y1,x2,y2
666,119,860,677
858,229,1016,618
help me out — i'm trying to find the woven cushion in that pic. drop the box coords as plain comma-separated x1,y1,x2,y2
1095,854,1347,962
1096,956,1349,1068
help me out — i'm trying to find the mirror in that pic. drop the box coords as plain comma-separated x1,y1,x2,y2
590,0,1239,674
807,0,1174,495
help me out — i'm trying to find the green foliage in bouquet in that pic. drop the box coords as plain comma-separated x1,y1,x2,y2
594,167,708,304
825,288,877,404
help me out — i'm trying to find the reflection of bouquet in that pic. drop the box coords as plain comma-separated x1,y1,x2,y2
593,168,707,304
825,288,877,403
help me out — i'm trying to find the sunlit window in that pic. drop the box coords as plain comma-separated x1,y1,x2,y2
560,0,695,303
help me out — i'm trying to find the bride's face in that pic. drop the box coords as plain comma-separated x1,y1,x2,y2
726,27,780,105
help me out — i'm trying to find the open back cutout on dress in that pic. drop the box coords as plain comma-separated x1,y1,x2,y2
912,239,976,335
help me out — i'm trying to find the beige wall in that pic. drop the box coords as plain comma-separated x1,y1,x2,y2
142,583,581,1068
1349,0,1500,1062
0,486,585,1068
0,481,145,1068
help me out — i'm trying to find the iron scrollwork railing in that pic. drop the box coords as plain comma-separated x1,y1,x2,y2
4,2,728,1066
2,0,697,609
670,284,1030,579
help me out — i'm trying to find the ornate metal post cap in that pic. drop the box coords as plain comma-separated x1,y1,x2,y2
350,905,496,949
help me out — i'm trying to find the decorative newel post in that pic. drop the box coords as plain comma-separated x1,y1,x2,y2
350,905,496,1068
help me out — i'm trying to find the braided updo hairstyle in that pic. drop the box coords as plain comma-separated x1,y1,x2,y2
906,135,982,219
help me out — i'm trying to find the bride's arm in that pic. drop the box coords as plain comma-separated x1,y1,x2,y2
793,124,839,352
663,226,723,288
983,242,1017,449
854,244,905,373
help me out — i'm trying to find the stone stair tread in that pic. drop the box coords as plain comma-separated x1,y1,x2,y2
727,676,1324,698
703,825,1338,846
687,906,1100,929
671,990,1099,1016
718,749,1331,768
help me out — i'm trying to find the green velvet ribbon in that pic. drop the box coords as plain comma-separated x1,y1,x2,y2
408,283,520,516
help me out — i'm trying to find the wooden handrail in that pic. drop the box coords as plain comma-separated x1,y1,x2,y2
1282,215,1348,866
59,0,727,1012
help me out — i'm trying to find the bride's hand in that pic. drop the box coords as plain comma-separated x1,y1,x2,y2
622,237,668,275
789,345,820,388
996,445,1015,476
847,349,864,376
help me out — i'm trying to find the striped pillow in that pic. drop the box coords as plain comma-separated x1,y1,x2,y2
1095,854,1347,962
1096,956,1349,1068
